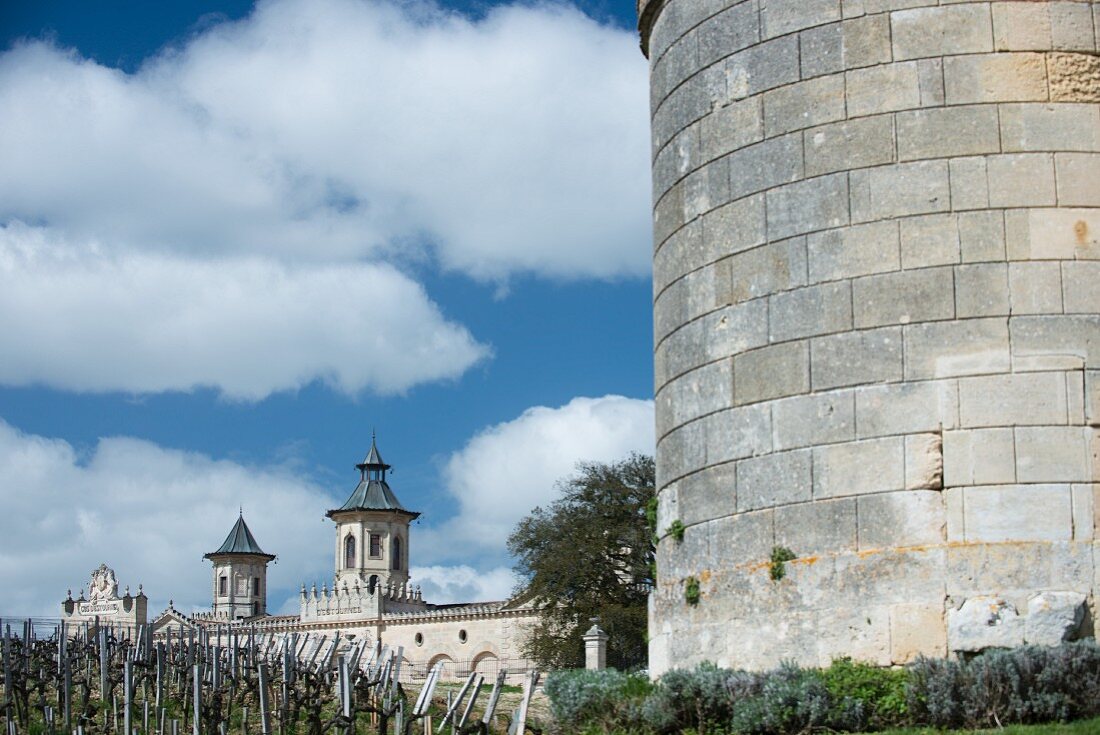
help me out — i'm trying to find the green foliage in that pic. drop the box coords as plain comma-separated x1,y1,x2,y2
684,576,701,606
907,641,1100,730
822,657,909,729
731,663,862,735
508,453,655,670
544,669,652,734
641,662,752,735
544,643,1100,735
665,519,685,542
768,546,796,581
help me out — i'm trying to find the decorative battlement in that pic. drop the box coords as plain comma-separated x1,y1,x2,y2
299,578,427,622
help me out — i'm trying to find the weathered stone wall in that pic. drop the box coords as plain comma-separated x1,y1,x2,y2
639,0,1100,673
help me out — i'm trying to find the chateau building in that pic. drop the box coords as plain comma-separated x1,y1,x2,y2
65,437,538,679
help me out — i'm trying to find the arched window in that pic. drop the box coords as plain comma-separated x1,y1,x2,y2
368,575,379,594
392,537,402,571
344,535,356,568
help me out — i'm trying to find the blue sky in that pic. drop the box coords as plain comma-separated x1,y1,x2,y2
0,0,654,616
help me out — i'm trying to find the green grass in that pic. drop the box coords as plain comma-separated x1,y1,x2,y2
872,717,1100,734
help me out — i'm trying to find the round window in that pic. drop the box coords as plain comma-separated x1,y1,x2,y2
458,629,467,643
414,632,424,647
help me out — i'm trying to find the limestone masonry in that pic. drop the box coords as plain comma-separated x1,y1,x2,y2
639,0,1100,673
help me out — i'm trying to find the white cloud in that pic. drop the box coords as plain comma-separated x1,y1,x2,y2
0,223,488,398
0,0,650,280
420,395,655,564
410,565,517,604
0,418,335,617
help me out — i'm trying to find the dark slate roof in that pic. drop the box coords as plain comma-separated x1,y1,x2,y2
205,515,275,559
328,477,418,517
328,436,419,519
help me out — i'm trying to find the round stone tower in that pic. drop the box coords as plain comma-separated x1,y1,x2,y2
639,0,1100,673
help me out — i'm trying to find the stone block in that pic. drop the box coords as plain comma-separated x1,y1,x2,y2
1071,484,1095,540
890,602,947,663
892,5,993,61
896,105,1000,162
1067,369,1085,424
682,159,730,221
1025,591,1087,645
851,161,951,223
856,379,960,438
1048,52,1100,103
1016,426,1089,483
800,14,891,78
949,156,990,211
657,359,734,437
700,97,764,162
722,36,801,102
857,490,944,549
906,433,944,491
709,509,775,569
943,428,1016,487
760,0,840,40
728,133,804,201
699,193,768,261
1015,208,1100,261
763,74,846,137
958,211,1006,263
1055,153,1100,207
945,487,964,541
958,371,1068,428
773,390,856,450
677,461,737,527
1009,262,1063,315
1051,2,1096,51
955,263,1010,318
900,214,961,269
917,58,945,107
1010,315,1100,369
734,341,809,405
992,2,1052,51
904,318,1010,380
1087,371,1100,426
737,450,813,511
987,154,1057,208
963,484,1073,542
943,53,1049,104
846,61,922,117
728,238,808,305
766,173,850,241
702,403,775,467
807,220,899,283
769,281,853,342
944,540,1092,599
696,1,761,69
999,103,1100,153
804,115,895,178
840,0,927,17
1062,262,1100,314
811,326,903,390
852,267,955,328
774,497,857,556
813,436,905,499
948,597,1025,653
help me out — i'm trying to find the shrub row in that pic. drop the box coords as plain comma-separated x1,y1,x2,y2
543,641,1100,734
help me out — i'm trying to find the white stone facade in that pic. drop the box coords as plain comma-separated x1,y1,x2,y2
639,0,1100,673
142,442,539,679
